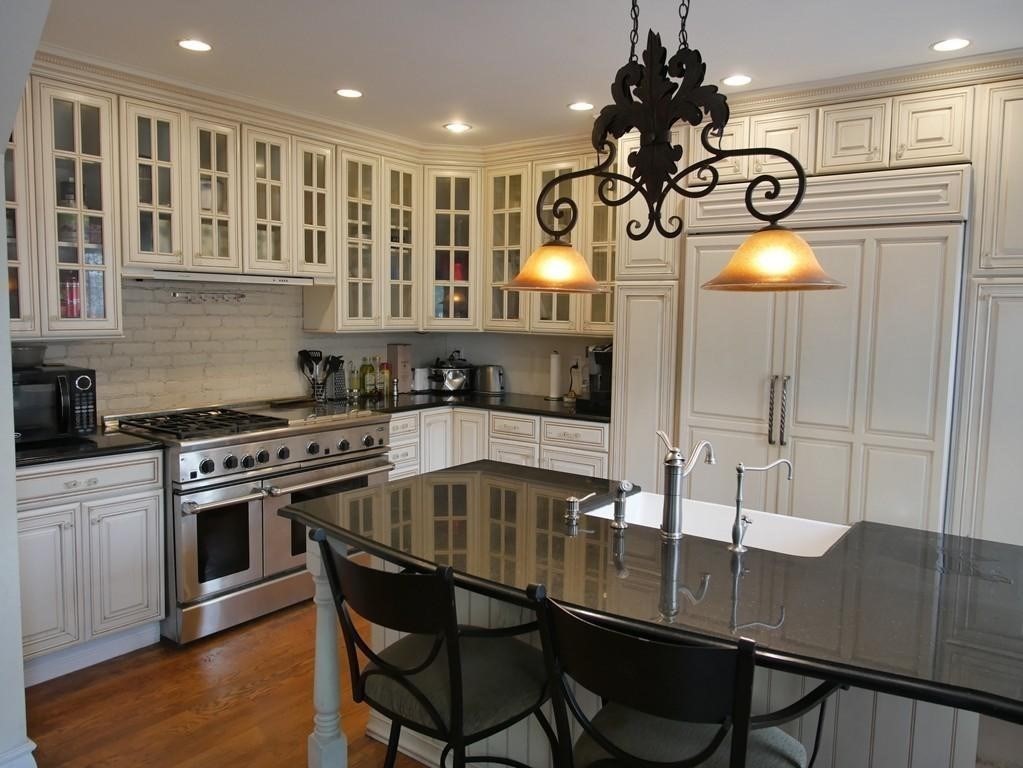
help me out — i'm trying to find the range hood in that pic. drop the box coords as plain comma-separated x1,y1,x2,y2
122,267,319,287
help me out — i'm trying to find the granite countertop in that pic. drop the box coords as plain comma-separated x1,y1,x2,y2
375,392,610,423
15,431,164,468
282,460,1023,724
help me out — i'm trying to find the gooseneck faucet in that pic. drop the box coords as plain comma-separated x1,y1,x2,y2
729,458,794,553
656,431,717,540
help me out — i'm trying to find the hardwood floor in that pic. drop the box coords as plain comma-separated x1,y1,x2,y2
25,602,424,767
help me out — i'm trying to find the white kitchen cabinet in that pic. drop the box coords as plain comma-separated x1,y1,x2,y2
540,446,608,478
424,167,480,329
581,152,616,335
420,407,453,472
748,109,816,178
892,88,973,167
541,417,609,452
242,126,291,274
121,99,186,269
339,150,380,328
681,225,963,531
293,138,335,279
489,411,541,443
382,158,420,328
816,98,892,173
484,164,530,331
530,159,581,332
7,96,39,337
489,438,539,467
687,116,749,183
33,78,122,336
452,408,488,465
974,81,1023,272
18,502,81,658
84,491,163,636
188,114,240,272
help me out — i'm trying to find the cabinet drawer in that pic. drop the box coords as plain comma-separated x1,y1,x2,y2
17,451,163,508
489,412,540,443
541,418,609,451
389,460,420,480
540,447,609,478
490,439,540,467
388,442,419,465
389,413,421,441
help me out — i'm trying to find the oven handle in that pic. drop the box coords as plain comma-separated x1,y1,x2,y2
180,488,268,515
265,463,395,497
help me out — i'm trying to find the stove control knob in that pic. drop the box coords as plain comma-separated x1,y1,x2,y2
338,439,351,452
362,434,375,448
223,455,238,470
307,442,321,456
242,455,256,469
256,449,270,464
277,446,291,461
199,458,216,475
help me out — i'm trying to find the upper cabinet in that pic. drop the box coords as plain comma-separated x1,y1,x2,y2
382,158,420,328
817,98,892,173
531,159,581,333
121,99,186,269
293,138,335,279
242,126,291,274
974,81,1023,272
33,78,121,336
425,167,480,330
748,110,816,178
339,151,380,328
687,116,750,183
891,88,973,167
188,115,240,272
7,98,39,337
581,153,615,335
484,164,529,331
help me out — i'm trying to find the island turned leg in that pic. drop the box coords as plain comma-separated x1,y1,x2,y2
306,540,347,768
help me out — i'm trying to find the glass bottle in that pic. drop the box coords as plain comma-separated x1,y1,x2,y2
358,357,374,397
371,355,383,399
379,361,392,400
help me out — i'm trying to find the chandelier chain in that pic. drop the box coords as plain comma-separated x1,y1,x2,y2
629,0,640,62
678,0,690,50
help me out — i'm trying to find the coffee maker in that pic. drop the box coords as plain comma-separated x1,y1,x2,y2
575,343,613,417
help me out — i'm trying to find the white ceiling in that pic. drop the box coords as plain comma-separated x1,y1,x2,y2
40,0,1023,146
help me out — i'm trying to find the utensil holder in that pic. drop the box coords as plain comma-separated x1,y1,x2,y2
312,381,328,403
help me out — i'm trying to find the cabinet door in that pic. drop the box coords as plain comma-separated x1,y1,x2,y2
485,165,529,331
481,478,528,583
339,151,380,327
84,491,163,637
121,99,186,268
452,408,489,465
18,503,80,658
425,168,480,329
540,446,608,478
383,159,420,328
489,438,539,467
817,98,891,173
243,126,291,274
975,82,1023,271
420,408,453,472
35,79,121,335
687,116,749,182
189,116,241,271
749,110,816,178
581,153,616,335
892,88,973,167
421,473,476,570
531,160,580,332
293,139,335,278
7,96,39,336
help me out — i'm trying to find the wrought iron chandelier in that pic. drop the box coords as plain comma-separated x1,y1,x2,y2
507,0,844,293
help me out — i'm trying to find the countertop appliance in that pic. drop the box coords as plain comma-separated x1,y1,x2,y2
575,343,613,417
13,365,97,445
475,365,505,395
116,404,392,643
428,351,474,393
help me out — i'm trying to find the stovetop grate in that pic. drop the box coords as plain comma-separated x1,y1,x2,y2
119,408,289,440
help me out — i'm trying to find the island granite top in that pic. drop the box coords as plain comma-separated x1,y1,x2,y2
282,460,1023,724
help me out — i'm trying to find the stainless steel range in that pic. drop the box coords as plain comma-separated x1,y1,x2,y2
115,404,392,643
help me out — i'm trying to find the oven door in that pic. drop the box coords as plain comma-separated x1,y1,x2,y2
175,483,266,603
261,455,394,576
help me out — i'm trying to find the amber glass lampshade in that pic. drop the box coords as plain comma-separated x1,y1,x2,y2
505,239,603,293
702,225,845,291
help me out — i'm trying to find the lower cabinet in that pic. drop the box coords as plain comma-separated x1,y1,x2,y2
540,446,609,478
489,438,540,467
452,408,489,465
420,408,453,473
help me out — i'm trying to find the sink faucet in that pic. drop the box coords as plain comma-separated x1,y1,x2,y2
611,480,634,530
729,459,793,553
656,431,717,540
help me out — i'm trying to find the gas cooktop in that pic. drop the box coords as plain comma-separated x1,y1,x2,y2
118,408,290,440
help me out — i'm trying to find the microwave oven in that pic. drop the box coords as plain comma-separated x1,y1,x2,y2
12,366,97,445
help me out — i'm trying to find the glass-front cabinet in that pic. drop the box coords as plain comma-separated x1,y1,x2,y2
582,152,616,336
340,151,379,328
33,79,121,335
382,158,420,328
188,115,240,272
121,99,185,269
531,160,581,333
484,164,530,331
7,100,38,337
293,138,335,279
425,167,479,330
242,126,291,273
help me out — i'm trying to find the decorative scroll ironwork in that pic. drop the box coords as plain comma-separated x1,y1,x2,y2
535,29,808,243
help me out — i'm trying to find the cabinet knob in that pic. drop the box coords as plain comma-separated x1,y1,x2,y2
90,518,101,526
63,479,80,489
754,161,763,173
896,144,906,160
60,521,73,530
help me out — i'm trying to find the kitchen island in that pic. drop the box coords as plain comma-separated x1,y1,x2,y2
282,461,1023,767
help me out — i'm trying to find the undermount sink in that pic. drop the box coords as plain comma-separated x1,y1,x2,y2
586,492,850,558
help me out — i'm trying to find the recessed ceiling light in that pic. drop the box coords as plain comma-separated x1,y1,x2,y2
721,74,752,87
568,101,594,111
931,38,971,52
178,39,212,53
335,88,363,99
444,122,472,134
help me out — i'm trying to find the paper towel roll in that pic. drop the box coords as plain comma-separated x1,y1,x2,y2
548,351,563,400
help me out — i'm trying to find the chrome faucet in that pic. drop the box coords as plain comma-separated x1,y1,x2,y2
611,480,634,530
656,431,717,540
729,458,793,553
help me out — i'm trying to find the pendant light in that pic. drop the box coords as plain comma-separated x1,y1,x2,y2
508,0,843,294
